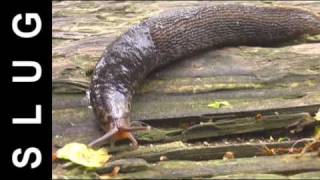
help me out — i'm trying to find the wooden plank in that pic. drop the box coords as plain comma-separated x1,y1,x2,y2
52,103,318,147
112,140,310,162
114,153,320,179
52,1,320,178
52,0,320,122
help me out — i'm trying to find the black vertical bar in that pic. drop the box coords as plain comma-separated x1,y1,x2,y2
2,0,51,178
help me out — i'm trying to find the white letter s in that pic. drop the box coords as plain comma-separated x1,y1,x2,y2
12,147,42,169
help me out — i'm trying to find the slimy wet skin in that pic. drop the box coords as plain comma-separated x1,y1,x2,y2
89,4,320,148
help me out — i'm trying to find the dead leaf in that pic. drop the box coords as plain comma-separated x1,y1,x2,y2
56,142,110,168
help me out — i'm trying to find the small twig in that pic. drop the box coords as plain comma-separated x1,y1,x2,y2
290,138,314,152
62,162,75,168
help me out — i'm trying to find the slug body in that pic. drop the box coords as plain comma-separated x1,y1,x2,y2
89,4,320,148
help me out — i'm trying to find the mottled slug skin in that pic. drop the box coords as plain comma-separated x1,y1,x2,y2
89,4,320,147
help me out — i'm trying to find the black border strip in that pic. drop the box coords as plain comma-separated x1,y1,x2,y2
4,0,52,178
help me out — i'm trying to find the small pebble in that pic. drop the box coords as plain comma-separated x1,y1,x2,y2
223,151,235,160
255,113,263,120
269,136,274,141
160,156,168,161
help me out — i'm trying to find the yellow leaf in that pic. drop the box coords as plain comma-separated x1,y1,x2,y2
208,101,231,109
56,142,110,168
315,109,320,121
315,126,320,137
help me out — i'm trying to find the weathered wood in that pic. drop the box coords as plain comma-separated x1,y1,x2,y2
53,101,317,148
96,158,150,174
52,163,99,179
52,1,320,178
52,45,320,120
53,1,320,123
289,171,320,179
52,79,89,94
53,1,320,142
209,173,288,179
115,152,320,179
179,113,315,141
208,171,320,179
112,140,310,162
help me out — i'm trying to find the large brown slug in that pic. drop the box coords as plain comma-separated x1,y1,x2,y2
89,4,320,148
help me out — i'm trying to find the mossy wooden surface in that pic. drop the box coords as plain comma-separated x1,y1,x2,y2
52,101,318,148
53,1,320,179
53,152,320,179
209,171,320,179
112,140,310,162
53,1,320,122
112,153,320,179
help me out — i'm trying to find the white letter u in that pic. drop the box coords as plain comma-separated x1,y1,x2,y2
12,61,42,82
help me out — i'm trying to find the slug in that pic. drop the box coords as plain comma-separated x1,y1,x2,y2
88,4,320,148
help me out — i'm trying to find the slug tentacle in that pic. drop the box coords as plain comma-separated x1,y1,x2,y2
88,126,118,148
89,4,320,148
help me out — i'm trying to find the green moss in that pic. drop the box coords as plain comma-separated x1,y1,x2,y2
58,167,99,179
136,128,171,142
301,34,320,43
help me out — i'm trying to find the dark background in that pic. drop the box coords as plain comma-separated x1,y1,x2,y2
2,0,51,178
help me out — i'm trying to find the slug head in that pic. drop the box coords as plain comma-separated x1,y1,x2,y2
90,106,147,149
